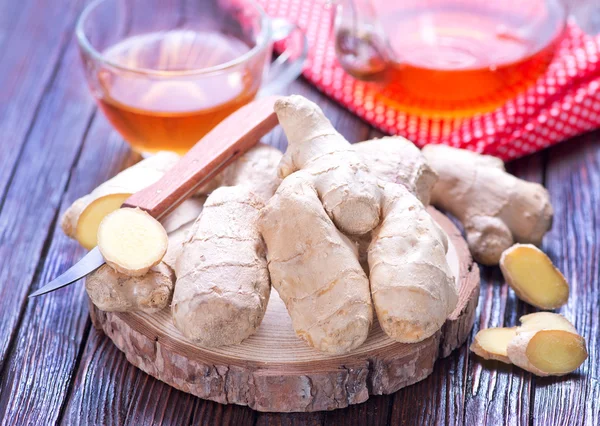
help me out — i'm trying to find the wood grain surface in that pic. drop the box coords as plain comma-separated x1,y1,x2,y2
0,0,599,423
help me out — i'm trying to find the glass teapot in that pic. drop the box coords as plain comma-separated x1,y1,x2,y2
332,0,568,117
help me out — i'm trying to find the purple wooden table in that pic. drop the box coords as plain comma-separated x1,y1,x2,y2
0,1,599,425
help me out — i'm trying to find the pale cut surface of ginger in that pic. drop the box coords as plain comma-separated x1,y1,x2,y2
470,327,517,363
353,136,438,206
259,172,373,354
500,244,569,309
86,186,205,313
422,145,553,265
61,152,179,249
507,312,587,376
471,313,588,376
269,95,455,346
98,208,168,277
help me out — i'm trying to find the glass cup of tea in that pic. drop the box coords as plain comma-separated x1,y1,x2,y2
77,0,307,154
333,0,567,117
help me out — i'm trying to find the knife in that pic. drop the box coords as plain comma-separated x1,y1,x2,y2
29,96,280,298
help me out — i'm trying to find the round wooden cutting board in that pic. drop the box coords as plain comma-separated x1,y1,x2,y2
90,209,480,412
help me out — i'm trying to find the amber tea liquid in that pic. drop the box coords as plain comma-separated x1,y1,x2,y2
342,2,565,117
97,31,258,154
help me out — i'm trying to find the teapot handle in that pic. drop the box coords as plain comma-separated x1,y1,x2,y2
331,0,393,81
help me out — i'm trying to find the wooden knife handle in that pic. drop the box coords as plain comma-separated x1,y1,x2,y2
122,96,280,219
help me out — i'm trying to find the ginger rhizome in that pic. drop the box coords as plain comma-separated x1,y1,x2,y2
97,208,168,277
276,96,384,235
172,188,271,347
172,144,282,347
261,95,456,351
86,200,204,313
368,182,457,342
500,244,569,309
422,145,553,265
61,152,180,249
259,173,373,354
86,263,175,313
471,313,588,376
353,136,438,206
350,136,438,272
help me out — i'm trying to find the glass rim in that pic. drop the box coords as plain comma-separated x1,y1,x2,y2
75,0,272,77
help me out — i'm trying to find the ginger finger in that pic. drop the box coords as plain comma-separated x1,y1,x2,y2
172,145,283,347
422,145,553,265
274,95,384,235
86,263,174,313
500,244,569,309
368,182,457,343
98,208,168,277
173,187,271,347
61,152,180,249
258,172,373,354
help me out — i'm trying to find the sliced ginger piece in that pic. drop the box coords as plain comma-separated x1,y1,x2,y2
471,313,588,377
507,313,587,376
76,193,131,249
500,244,569,309
98,208,168,277
61,151,180,249
470,327,517,364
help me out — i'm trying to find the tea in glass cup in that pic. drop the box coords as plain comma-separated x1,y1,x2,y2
77,0,306,154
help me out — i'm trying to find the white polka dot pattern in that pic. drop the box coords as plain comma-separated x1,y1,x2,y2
261,0,600,160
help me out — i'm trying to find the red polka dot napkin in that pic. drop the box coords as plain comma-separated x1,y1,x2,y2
259,0,600,161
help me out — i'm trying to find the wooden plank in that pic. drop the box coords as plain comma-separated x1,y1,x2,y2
0,39,141,422
386,347,467,426
530,134,600,426
460,154,548,426
323,394,392,425
0,0,85,209
0,28,94,371
61,329,145,425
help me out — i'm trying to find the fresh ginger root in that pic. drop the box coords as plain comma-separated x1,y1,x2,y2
500,244,569,309
172,144,282,347
172,187,271,347
422,145,553,265
86,263,175,313
258,172,373,354
61,152,179,249
86,200,204,313
471,313,588,376
266,95,456,347
275,95,384,235
350,136,439,271
197,143,282,200
369,183,458,342
97,208,168,277
353,136,438,205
